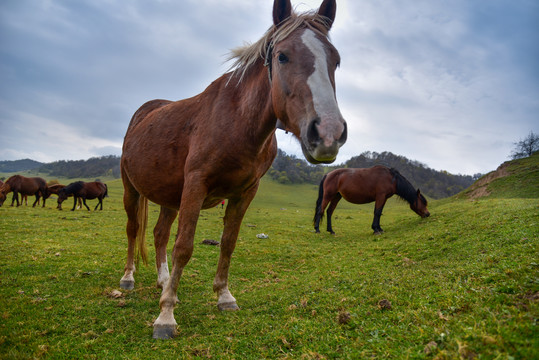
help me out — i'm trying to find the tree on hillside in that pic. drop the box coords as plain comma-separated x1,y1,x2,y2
510,131,539,159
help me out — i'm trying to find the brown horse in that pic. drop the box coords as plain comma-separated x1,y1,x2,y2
0,175,48,207
120,0,347,339
57,181,108,211
314,166,430,235
21,184,83,207
45,184,83,209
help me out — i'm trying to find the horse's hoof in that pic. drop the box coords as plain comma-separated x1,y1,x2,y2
218,302,240,311
315,229,320,233
120,280,134,290
373,231,383,235
152,324,177,339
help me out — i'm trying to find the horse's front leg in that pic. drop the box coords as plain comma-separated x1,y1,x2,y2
153,181,205,339
71,196,78,211
11,192,19,207
214,185,258,311
154,207,177,289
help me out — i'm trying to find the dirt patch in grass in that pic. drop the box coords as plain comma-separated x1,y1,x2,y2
467,162,510,199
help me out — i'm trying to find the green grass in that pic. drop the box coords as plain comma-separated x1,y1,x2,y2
0,160,538,359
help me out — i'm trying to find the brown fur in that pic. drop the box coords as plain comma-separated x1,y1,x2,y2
314,165,430,234
0,175,48,207
57,181,108,211
119,0,346,339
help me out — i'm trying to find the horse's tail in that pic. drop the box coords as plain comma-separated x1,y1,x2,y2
135,195,149,266
103,184,109,197
313,174,327,226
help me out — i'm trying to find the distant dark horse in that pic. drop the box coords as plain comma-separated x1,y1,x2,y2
0,175,48,207
57,181,108,211
314,166,430,235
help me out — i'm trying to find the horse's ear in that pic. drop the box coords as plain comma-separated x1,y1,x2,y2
273,0,292,26
417,189,421,196
318,0,337,30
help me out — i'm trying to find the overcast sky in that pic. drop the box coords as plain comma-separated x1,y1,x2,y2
1,0,537,175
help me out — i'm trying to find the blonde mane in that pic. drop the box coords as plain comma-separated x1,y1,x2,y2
226,11,332,83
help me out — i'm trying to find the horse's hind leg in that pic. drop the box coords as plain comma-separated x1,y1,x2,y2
314,197,329,233
314,199,327,233
32,192,40,207
214,186,258,311
120,182,140,290
82,198,90,211
372,198,387,235
154,207,177,289
326,193,342,235
94,198,102,211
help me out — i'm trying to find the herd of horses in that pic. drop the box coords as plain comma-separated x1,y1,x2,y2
0,175,108,211
1,0,431,339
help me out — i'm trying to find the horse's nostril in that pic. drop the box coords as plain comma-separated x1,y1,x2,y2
339,121,347,144
307,118,321,145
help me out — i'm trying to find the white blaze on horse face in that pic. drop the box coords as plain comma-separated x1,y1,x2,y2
301,29,342,147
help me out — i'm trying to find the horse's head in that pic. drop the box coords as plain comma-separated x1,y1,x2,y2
0,183,10,207
411,189,430,218
57,189,67,209
268,0,346,164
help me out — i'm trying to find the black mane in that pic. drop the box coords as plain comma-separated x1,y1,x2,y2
61,181,85,196
390,168,426,206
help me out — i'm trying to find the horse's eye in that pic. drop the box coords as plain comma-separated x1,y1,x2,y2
278,53,288,64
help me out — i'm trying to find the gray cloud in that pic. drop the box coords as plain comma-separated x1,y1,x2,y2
0,0,537,175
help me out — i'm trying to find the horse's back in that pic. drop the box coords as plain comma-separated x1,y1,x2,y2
127,99,174,132
330,166,393,204
84,182,107,198
8,175,46,193
30,177,47,188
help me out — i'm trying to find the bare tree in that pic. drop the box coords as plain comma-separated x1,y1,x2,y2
510,131,539,159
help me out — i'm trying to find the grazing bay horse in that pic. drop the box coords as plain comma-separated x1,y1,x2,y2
120,0,347,339
47,184,83,209
314,166,430,235
57,181,108,211
0,175,48,207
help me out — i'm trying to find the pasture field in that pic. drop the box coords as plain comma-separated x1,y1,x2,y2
0,171,537,359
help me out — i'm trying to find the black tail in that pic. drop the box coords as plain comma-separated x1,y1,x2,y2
313,174,327,226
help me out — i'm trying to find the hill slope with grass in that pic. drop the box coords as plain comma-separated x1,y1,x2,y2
0,157,537,359
459,152,539,199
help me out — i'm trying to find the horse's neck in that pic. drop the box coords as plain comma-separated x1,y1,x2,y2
220,65,277,147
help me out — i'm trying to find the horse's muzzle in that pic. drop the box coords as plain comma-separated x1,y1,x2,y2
301,118,347,164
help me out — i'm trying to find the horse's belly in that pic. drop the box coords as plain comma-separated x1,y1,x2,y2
342,193,375,204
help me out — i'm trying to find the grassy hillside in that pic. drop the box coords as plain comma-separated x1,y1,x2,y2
0,160,537,359
459,152,539,199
